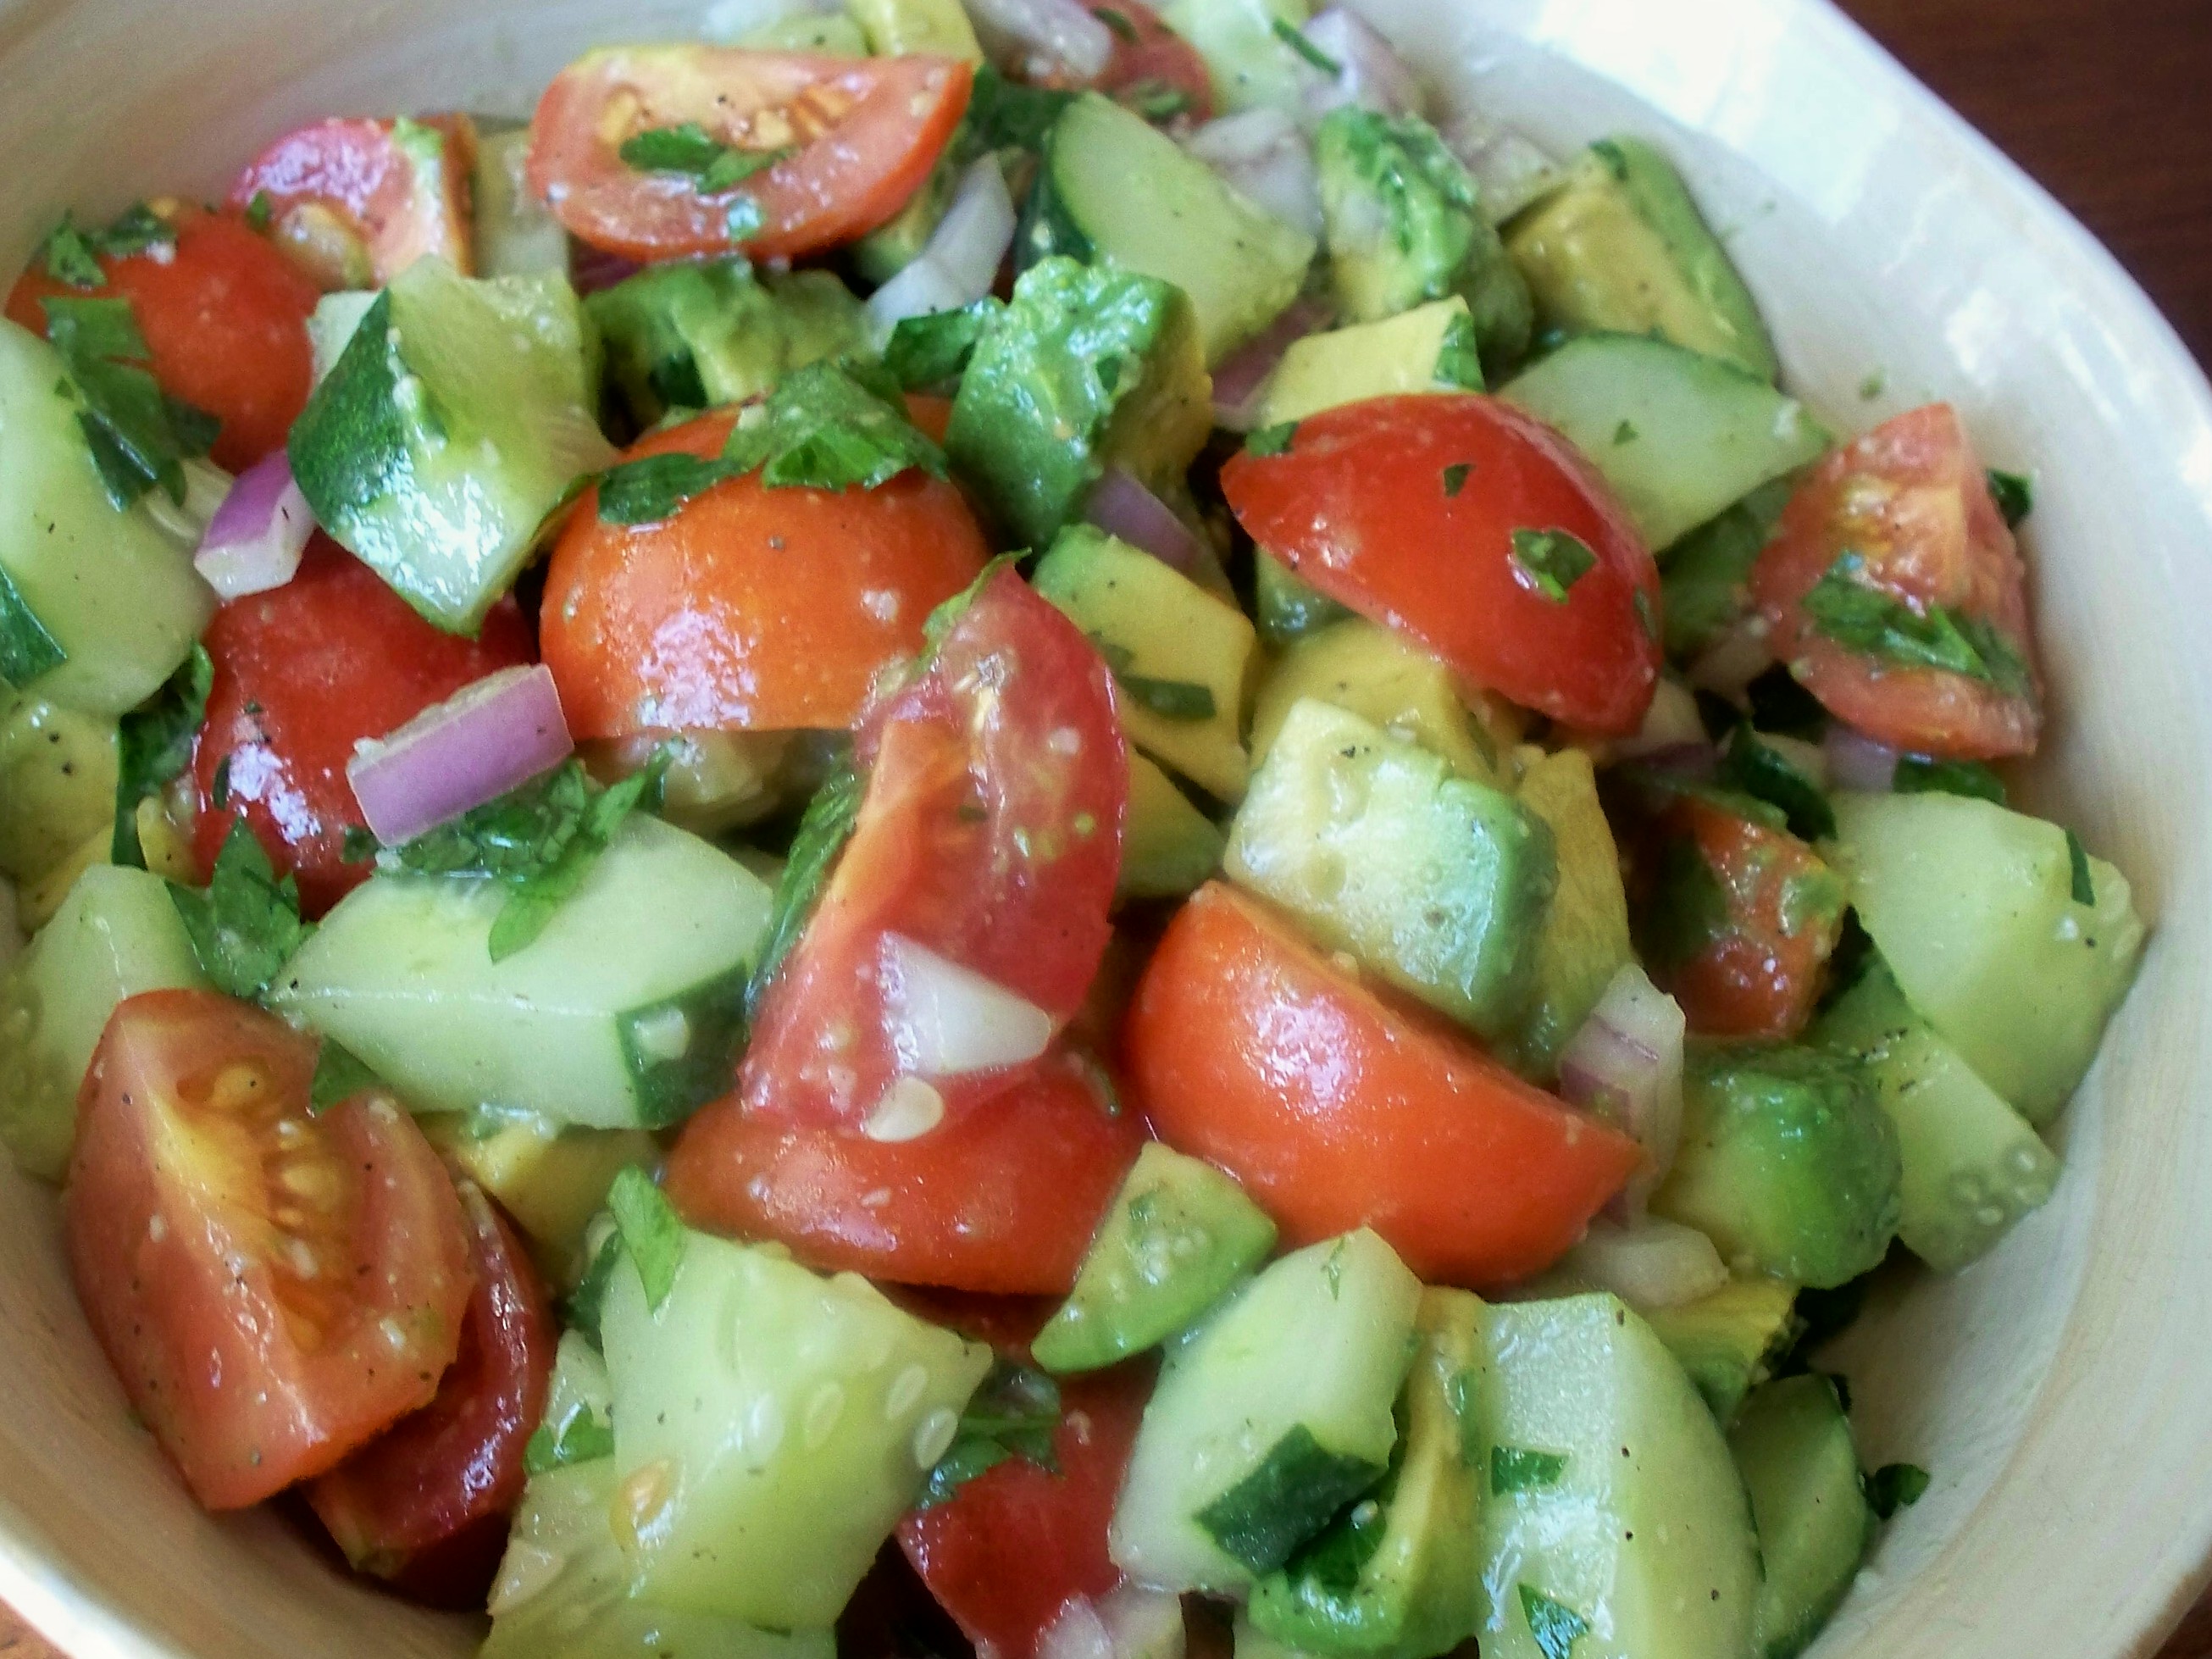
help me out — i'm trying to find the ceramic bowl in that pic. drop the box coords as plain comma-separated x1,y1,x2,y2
0,0,2208,1654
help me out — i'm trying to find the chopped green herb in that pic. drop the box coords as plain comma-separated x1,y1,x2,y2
1123,79,1193,122
1431,311,1484,391
565,1229,624,1346
1490,1445,1568,1495
42,294,220,510
112,645,213,866
169,819,313,1001
1093,5,1139,40
596,452,738,527
1892,754,2006,805
1093,637,1216,721
2065,829,2094,907
523,1399,616,1476
1442,462,1472,497
1799,552,2032,695
1985,468,2033,528
748,762,863,1018
918,1358,1061,1507
1519,1585,1589,1659
309,1040,384,1114
339,824,380,863
244,190,274,232
884,297,1005,391
0,561,66,690
38,204,176,291
1865,1461,1929,1519
208,754,231,813
1271,15,1343,75
1510,527,1597,602
618,122,790,192
1195,1425,1383,1574
1717,725,1836,841
963,66,1076,155
1614,419,1638,444
41,219,105,289
1247,420,1298,457
607,1166,686,1315
1858,371,1886,401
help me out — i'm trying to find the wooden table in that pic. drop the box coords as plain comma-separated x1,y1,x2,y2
5,0,2210,1655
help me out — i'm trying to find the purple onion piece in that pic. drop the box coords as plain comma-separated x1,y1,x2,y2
1558,964,1686,1216
1211,297,1333,430
195,451,313,602
1825,724,1901,791
569,241,642,296
1085,468,1207,576
347,664,574,846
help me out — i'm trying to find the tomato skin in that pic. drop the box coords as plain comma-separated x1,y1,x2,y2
66,991,477,1510
1221,394,1661,735
229,114,475,286
191,538,532,916
1092,0,1214,121
668,1051,1144,1295
741,566,1127,1129
305,1186,554,1606
5,207,320,472
898,1362,1150,1659
1125,884,1641,1286
1750,403,2041,760
540,408,989,739
528,47,973,262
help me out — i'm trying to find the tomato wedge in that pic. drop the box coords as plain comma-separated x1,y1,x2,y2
5,206,321,472
229,114,476,287
66,991,476,1510
1749,403,2041,759
740,566,1128,1129
529,47,973,262
1221,394,1661,735
668,1051,1144,1295
306,1185,554,1606
1124,883,1641,1286
540,408,990,739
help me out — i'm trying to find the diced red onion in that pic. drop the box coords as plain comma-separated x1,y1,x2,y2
1210,296,1334,430
1687,613,1773,698
1562,1217,1727,1310
1559,963,1686,1216
1444,109,1566,225
1637,741,1719,783
1041,1586,1187,1659
1300,8,1423,121
963,0,1114,80
1826,725,1900,792
194,450,313,601
1185,108,1322,238
1085,468,1208,576
881,933,1054,1078
1612,677,1708,762
346,664,574,846
865,158,1017,347
568,241,641,296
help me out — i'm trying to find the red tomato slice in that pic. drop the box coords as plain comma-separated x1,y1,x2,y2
1124,883,1641,1286
5,206,321,472
1749,403,2042,760
528,47,973,262
305,1185,554,1606
229,114,476,287
1092,0,1214,122
191,537,533,916
898,1362,1150,1659
668,1051,1144,1295
65,991,476,1510
740,566,1128,1129
1634,796,1846,1042
540,408,990,739
1221,394,1662,735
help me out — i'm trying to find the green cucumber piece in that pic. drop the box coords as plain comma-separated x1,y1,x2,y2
845,0,982,58
269,815,771,1130
1728,1375,1874,1659
1161,0,1319,116
1828,791,2145,1125
473,125,570,278
1034,1142,1278,1374
0,319,214,718
738,9,869,50
1470,1294,1759,1659
1642,1276,1802,1423
1111,1229,1421,1593
1500,333,1827,551
1121,753,1228,903
601,1227,991,1627
0,864,206,1179
0,691,117,884
1226,697,1555,1040
1813,957,2060,1272
288,259,613,633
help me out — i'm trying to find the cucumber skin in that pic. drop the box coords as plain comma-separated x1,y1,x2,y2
1727,1375,1874,1659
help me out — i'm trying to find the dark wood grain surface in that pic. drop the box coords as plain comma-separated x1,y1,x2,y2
4,1,2209,1655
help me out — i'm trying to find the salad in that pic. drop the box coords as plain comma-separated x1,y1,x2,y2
0,0,2148,1656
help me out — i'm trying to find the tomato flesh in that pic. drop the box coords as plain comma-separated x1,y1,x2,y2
1221,394,1662,735
5,206,321,472
1124,883,1642,1286
1091,0,1214,121
668,1051,1144,1295
229,114,475,286
191,537,533,916
1750,402,2041,760
65,990,476,1510
306,1185,554,1606
528,47,973,262
540,408,990,739
740,566,1127,1129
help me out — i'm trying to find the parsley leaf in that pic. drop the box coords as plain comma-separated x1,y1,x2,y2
596,452,740,527
918,1358,1061,1507
1442,462,1472,497
885,298,1005,391
1093,637,1216,721
607,1165,686,1315
244,190,274,232
1519,1585,1590,1659
566,1229,625,1346
169,819,313,1000
39,204,176,289
1490,1445,1568,1495
747,762,863,1019
1431,311,1483,391
2065,829,2094,907
619,122,790,191
1510,528,1596,602
310,1039,384,1114
1123,79,1193,122
1271,15,1343,74
41,219,105,289
42,295,219,509
523,1397,616,1476
963,67,1076,155
1614,419,1638,444
1986,469,2033,528
1716,725,1836,841
1866,1461,1930,1519
1246,421,1298,457
0,561,66,689
112,645,212,866
1799,552,2032,696
1892,754,2006,805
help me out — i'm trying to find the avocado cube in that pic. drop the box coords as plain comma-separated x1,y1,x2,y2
1641,1276,1802,1422
1248,616,1502,785
1254,552,1353,647
1507,745,1634,1079
1122,753,1228,903
1255,297,1485,429
0,691,116,885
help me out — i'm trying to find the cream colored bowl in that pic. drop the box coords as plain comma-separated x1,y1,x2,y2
0,0,2208,1654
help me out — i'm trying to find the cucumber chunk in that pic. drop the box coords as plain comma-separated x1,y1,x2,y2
1034,1142,1278,1375
1500,334,1827,552
1112,1229,1422,1592
289,258,613,633
1030,93,1317,365
1642,1276,1802,1423
1812,957,2060,1272
1256,298,1483,428
1248,1289,1485,1659
0,864,206,1179
270,815,772,1130
1227,698,1555,1041
601,1227,991,1627
472,125,569,278
1249,617,1502,787
1122,753,1228,903
845,0,982,57
737,9,868,50
1828,791,2145,1125
0,320,215,718
0,690,117,885
1162,0,1322,117
1727,1376,1873,1659
1469,1294,1759,1659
